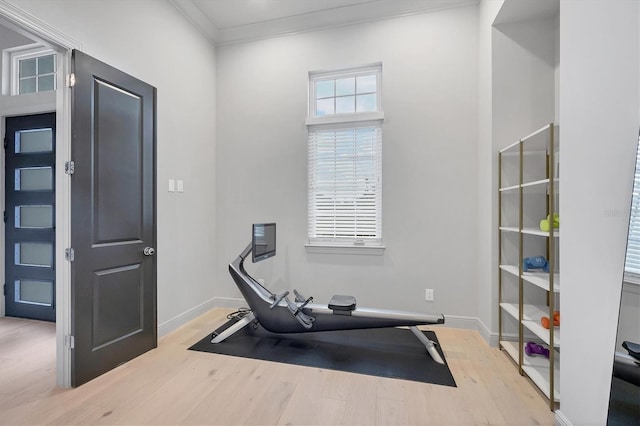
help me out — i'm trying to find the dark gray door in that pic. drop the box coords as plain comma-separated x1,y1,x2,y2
71,50,156,386
4,113,56,322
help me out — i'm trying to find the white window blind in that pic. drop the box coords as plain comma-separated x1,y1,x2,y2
308,125,382,245
625,134,640,276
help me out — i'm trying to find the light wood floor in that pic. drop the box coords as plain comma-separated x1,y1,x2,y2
0,309,554,425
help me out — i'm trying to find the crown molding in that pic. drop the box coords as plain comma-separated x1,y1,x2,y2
169,0,478,47
168,0,218,45
0,0,81,50
216,0,477,46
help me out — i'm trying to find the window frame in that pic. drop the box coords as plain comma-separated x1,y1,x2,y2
624,132,640,287
3,43,57,96
307,63,384,126
306,63,384,254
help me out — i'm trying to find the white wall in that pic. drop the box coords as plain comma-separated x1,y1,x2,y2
477,0,504,343
492,17,557,150
215,5,480,321
558,1,639,424
0,23,33,95
6,0,218,334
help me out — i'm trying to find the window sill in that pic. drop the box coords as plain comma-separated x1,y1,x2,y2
305,243,385,256
305,111,384,127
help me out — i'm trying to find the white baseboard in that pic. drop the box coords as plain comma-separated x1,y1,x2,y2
554,410,572,426
157,297,244,337
475,317,500,347
440,315,499,347
440,314,478,330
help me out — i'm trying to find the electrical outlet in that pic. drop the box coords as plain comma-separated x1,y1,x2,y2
425,289,434,301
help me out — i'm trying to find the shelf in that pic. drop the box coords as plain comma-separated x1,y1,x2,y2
522,304,560,347
501,265,560,292
501,179,560,193
500,302,519,321
521,178,549,189
499,184,520,192
498,123,559,409
501,338,561,402
500,340,519,365
522,271,560,292
522,227,560,238
502,340,560,403
499,226,520,234
522,361,560,402
499,264,519,278
499,140,521,154
501,303,561,347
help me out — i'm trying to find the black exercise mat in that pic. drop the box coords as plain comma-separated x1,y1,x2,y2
189,317,456,387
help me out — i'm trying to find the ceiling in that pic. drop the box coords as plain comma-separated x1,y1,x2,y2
169,0,478,45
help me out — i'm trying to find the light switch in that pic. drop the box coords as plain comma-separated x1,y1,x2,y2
177,180,184,193
168,179,175,192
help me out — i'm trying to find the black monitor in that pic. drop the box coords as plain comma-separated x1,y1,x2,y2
252,223,276,263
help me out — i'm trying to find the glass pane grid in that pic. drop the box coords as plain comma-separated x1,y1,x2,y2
18,53,56,94
313,72,378,117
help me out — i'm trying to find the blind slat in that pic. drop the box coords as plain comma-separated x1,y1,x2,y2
308,125,382,243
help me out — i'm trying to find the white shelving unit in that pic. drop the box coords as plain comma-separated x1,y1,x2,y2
498,123,560,410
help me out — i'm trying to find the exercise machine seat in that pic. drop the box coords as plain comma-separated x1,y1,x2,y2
329,295,356,313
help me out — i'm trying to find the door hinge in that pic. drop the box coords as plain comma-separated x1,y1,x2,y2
65,161,75,175
3,210,6,223
3,283,6,296
3,136,7,150
65,335,75,349
66,73,76,88
65,248,75,262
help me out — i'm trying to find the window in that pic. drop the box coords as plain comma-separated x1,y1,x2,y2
307,64,384,250
625,133,640,282
3,44,56,95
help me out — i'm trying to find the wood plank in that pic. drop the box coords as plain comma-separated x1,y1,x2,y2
0,311,555,425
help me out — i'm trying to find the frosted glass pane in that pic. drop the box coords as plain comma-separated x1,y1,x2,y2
356,74,376,94
15,279,52,306
15,205,53,228
336,96,355,114
316,98,334,116
38,55,55,74
356,94,377,112
16,128,53,153
20,58,36,77
20,78,36,94
15,167,53,191
316,80,334,99
336,77,355,96
15,242,53,267
38,75,55,91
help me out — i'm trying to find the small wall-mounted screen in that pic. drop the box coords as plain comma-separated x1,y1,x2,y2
252,223,276,263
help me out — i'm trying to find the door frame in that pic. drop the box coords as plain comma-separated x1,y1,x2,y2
0,0,81,387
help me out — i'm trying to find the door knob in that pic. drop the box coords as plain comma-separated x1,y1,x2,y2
143,247,155,256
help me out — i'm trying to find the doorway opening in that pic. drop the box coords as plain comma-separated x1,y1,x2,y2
0,5,76,388
4,112,56,322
